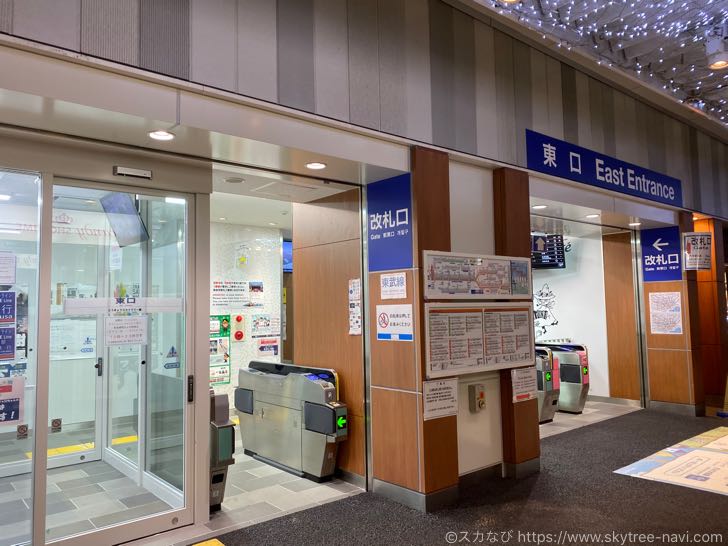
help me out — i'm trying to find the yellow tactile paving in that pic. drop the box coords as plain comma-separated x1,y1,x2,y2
24,434,138,458
192,540,225,546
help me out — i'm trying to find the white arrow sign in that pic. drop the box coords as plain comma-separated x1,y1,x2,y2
652,238,669,252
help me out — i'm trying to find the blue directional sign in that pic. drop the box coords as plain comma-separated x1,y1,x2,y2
0,292,15,324
526,130,682,207
641,226,682,282
366,174,413,272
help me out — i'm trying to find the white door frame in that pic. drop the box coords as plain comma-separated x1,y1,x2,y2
26,175,197,545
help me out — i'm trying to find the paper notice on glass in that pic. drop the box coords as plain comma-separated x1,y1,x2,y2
511,366,537,403
0,252,16,285
380,272,406,299
349,279,362,336
0,376,24,426
649,292,683,335
104,315,148,345
682,232,712,271
109,245,122,271
423,379,458,420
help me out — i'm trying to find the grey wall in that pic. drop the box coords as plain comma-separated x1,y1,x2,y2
0,0,726,217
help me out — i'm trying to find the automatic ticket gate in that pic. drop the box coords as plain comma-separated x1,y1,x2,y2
535,348,560,423
234,361,348,481
539,343,589,414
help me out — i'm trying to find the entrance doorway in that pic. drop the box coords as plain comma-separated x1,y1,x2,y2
0,171,193,545
204,166,364,534
529,204,645,436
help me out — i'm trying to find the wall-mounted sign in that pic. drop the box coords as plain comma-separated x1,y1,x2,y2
531,234,566,269
682,232,712,271
380,272,407,300
423,379,459,420
375,304,413,341
0,327,15,361
641,227,682,282
526,130,682,207
649,292,683,335
0,292,15,324
366,174,413,272
423,251,532,300
426,302,535,379
511,367,538,403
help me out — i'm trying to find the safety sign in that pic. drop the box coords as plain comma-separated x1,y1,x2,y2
375,304,413,341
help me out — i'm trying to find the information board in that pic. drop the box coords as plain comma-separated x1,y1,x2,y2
531,234,566,269
423,379,459,420
423,251,532,300
425,302,535,379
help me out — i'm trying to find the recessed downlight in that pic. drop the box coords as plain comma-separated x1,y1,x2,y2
219,217,227,221
532,204,548,210
628,222,642,227
0,194,11,201
268,222,278,226
305,162,327,170
585,214,600,219
148,130,175,141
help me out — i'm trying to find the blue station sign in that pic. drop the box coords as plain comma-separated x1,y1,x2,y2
641,226,682,282
526,130,682,207
366,174,413,272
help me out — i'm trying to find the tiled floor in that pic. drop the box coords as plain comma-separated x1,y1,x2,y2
540,399,641,438
0,461,171,546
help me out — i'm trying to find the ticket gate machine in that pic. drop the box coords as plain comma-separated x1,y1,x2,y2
540,344,589,414
234,361,348,481
535,348,560,423
209,391,236,512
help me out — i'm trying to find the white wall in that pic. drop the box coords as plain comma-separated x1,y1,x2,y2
449,161,503,475
209,222,282,403
532,234,610,396
449,162,495,256
457,371,502,475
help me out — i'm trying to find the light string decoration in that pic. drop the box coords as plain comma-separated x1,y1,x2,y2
480,0,728,126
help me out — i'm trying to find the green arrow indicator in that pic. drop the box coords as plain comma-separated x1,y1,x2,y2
583,366,589,375
337,415,347,429
545,372,552,381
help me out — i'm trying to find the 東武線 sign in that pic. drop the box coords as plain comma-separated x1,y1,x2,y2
526,130,682,207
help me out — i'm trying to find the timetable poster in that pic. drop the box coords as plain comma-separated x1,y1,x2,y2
426,303,534,379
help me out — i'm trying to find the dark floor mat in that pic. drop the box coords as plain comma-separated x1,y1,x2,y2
216,410,728,546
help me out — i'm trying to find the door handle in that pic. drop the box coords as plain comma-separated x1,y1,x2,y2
94,357,103,377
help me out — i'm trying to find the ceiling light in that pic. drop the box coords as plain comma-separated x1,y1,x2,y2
706,24,728,69
225,177,245,184
219,217,227,221
268,222,277,226
532,205,548,210
585,214,600,219
0,229,20,234
84,199,95,205
148,130,175,141
165,197,185,205
628,222,642,227
0,194,11,201
305,162,326,170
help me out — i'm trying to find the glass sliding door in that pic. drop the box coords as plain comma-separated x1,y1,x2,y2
0,170,41,546
43,183,190,543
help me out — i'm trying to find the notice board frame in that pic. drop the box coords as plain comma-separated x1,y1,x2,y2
423,250,533,301
425,301,536,379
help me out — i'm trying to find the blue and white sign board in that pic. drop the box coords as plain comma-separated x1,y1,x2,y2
376,304,413,341
0,292,15,324
526,130,682,207
367,174,413,272
641,226,682,282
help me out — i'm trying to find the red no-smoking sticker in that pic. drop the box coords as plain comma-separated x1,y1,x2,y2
378,312,389,328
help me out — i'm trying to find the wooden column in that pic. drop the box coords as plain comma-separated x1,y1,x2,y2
493,167,540,477
643,212,705,414
693,217,728,405
370,146,457,509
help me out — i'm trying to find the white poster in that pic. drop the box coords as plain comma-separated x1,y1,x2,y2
211,280,249,308
109,245,122,271
683,232,712,271
50,319,97,360
380,272,407,300
248,281,265,307
376,304,413,342
0,376,24,427
511,366,537,403
428,312,484,373
104,315,148,345
0,252,16,285
423,379,459,420
649,292,683,335
251,314,280,338
349,278,362,336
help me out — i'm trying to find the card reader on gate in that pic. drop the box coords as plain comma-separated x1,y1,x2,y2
234,361,348,481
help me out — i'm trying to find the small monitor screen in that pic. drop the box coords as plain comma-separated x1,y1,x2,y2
100,192,149,247
283,240,293,273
